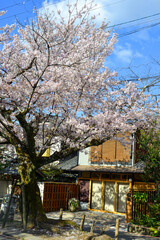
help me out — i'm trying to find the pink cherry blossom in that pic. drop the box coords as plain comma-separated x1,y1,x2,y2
0,1,158,164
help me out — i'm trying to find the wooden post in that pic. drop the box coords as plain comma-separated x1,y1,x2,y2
88,180,92,210
115,218,119,240
90,220,95,233
59,208,63,220
22,183,27,230
114,181,117,212
101,181,104,211
80,214,85,231
2,179,17,229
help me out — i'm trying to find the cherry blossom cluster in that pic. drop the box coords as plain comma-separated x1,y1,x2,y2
0,1,158,160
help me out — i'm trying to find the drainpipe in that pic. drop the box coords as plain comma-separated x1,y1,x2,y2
131,134,135,167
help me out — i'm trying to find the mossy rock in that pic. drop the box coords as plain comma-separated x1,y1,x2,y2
68,198,80,212
58,219,79,229
69,233,113,240
91,234,113,240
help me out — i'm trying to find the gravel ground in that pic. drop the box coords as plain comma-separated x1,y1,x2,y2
0,211,159,240
46,211,160,240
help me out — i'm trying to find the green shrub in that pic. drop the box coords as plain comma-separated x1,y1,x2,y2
132,191,160,236
133,192,148,203
150,228,160,237
132,192,160,230
149,203,160,220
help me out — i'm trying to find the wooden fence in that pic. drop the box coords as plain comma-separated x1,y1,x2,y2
132,190,155,221
43,182,79,212
126,189,155,222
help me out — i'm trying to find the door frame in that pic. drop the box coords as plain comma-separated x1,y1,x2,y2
78,177,132,215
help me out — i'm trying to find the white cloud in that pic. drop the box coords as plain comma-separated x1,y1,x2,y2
39,0,160,71
113,44,143,63
40,0,110,26
40,0,160,26
134,51,143,58
115,48,133,63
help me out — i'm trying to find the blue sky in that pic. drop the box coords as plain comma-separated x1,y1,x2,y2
0,0,160,97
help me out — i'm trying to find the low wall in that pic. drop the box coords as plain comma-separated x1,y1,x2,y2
128,223,160,237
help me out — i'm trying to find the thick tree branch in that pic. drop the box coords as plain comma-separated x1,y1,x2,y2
13,57,36,79
16,113,36,159
0,119,22,146
0,141,10,144
36,137,108,168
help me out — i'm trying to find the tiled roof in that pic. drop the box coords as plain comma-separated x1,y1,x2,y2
71,164,144,173
0,164,45,178
0,165,19,175
134,161,145,169
57,153,78,170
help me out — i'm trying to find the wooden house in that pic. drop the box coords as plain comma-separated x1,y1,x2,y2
69,133,155,217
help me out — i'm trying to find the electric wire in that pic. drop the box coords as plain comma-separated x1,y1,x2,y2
0,0,160,40
119,75,160,82
107,11,160,29
116,16,160,31
0,1,159,97
0,1,25,11
118,21,160,38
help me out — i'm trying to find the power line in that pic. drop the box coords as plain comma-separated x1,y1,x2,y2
0,0,160,39
0,1,25,11
91,0,128,9
37,2,160,38
38,0,127,10
117,16,160,31
118,21,160,38
120,75,160,82
0,0,33,12
0,11,27,21
107,11,160,29
0,0,34,23
40,0,160,33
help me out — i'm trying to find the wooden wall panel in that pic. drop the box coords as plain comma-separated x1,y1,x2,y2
102,140,115,162
133,182,155,191
116,133,131,162
90,133,131,163
90,145,102,162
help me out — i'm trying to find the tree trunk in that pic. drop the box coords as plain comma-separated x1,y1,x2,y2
20,168,47,227
22,183,27,229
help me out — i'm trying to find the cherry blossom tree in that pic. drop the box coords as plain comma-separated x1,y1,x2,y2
0,1,157,226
